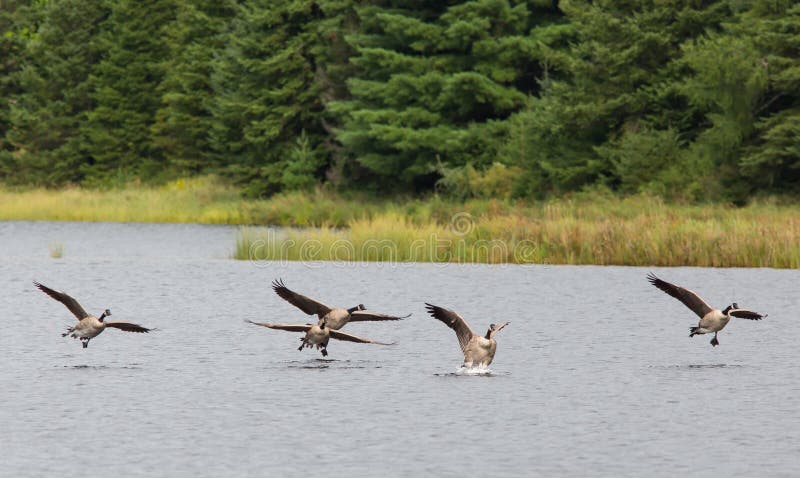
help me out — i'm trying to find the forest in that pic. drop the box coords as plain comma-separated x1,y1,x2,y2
0,0,797,203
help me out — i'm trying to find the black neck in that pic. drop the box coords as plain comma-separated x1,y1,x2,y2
347,306,360,314
485,329,492,339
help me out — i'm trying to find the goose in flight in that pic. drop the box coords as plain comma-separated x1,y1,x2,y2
647,273,766,347
271,279,409,330
34,281,152,348
245,318,392,357
425,303,509,368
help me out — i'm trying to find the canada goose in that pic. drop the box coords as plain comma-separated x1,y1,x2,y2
245,318,392,357
647,273,766,347
425,303,509,368
34,281,152,348
271,279,409,330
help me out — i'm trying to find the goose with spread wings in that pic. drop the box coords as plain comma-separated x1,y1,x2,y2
271,279,409,330
245,318,392,357
34,281,152,348
647,273,766,347
425,303,509,367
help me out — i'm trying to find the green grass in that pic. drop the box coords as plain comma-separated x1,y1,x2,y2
2,177,800,267
235,195,800,268
0,176,248,224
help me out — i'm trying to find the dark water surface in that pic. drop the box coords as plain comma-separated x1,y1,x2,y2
1,221,798,477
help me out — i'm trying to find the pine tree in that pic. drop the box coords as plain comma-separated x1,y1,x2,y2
0,0,34,182
506,0,737,197
3,0,109,185
80,0,177,184
332,0,554,193
151,0,237,175
735,0,800,192
209,0,346,196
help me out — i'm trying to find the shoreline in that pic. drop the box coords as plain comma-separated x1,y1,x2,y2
3,178,799,268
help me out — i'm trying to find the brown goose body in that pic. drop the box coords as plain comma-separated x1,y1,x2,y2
271,279,409,330
246,318,392,357
647,273,766,347
425,303,509,368
34,281,152,348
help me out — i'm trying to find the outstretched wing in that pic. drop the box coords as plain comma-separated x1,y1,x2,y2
425,303,476,353
730,309,766,320
104,322,151,333
271,279,332,318
647,273,713,318
245,320,312,333
328,329,393,345
34,281,89,320
349,310,411,322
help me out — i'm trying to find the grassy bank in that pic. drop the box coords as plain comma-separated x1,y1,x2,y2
236,196,800,268
2,177,799,267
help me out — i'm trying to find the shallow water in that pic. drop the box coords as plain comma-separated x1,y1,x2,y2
2,221,799,477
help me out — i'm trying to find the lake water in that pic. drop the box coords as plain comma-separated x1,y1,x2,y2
1,221,799,477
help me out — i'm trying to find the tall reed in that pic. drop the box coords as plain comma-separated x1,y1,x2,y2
235,196,800,268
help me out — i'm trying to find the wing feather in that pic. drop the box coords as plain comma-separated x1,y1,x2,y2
425,303,475,353
271,279,332,318
349,310,410,322
647,273,713,318
245,320,312,333
328,329,392,345
104,322,151,333
730,309,766,320
34,281,89,320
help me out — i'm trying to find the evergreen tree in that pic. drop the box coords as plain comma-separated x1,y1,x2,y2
0,0,34,181
80,0,177,184
735,0,800,193
332,0,555,192
3,0,109,185
151,0,237,175
209,0,346,196
506,0,736,197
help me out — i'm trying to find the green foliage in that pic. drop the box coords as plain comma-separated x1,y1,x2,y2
436,161,523,200
0,0,35,180
81,0,178,184
595,127,686,197
209,0,347,196
0,0,798,201
331,0,556,191
151,0,237,175
2,0,109,186
507,0,738,198
735,1,800,192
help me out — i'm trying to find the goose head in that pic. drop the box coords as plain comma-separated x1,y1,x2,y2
347,304,366,314
485,322,510,339
722,303,738,315
98,309,112,322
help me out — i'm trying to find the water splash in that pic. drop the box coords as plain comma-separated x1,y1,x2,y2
455,364,493,376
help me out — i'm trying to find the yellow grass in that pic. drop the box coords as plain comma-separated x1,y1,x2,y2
2,177,799,267
0,176,248,223
236,196,800,268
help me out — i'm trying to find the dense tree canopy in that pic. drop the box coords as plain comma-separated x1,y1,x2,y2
0,0,797,201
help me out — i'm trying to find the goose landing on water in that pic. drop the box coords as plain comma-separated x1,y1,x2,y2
425,303,509,368
647,273,766,347
34,281,152,348
245,318,393,357
271,279,410,330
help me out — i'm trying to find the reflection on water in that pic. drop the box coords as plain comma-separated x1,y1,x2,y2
1,221,800,477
